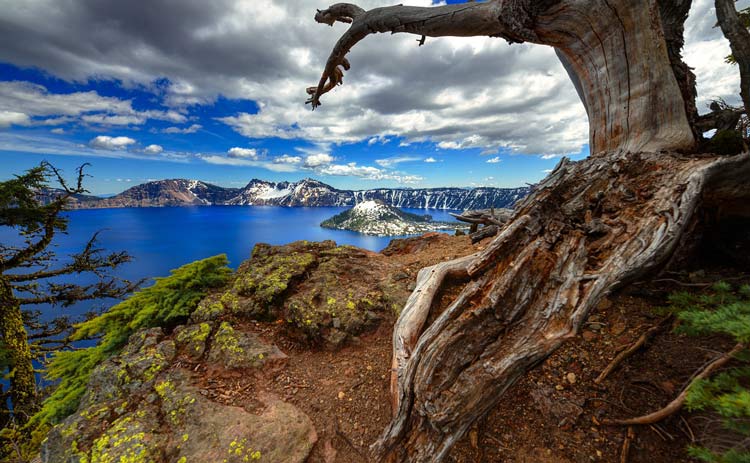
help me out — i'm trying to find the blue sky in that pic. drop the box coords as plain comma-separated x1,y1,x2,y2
0,0,740,195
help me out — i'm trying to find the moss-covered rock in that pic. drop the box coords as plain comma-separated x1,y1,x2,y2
174,322,212,360
201,240,409,347
191,294,226,322
207,322,287,369
42,329,313,463
224,241,331,319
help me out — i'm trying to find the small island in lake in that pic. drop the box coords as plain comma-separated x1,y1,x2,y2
320,200,466,236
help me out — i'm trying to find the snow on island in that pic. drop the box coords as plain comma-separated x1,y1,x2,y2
320,200,467,236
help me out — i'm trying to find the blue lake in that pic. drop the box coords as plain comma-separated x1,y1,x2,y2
11,206,461,319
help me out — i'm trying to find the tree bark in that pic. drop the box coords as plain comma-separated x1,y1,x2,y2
0,277,36,422
308,0,698,154
302,1,749,461
716,0,750,115
373,151,750,462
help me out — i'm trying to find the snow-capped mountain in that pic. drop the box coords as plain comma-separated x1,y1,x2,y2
320,200,465,236
63,178,529,210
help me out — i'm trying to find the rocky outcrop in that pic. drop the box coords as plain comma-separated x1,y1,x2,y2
320,200,466,236
55,177,529,210
42,327,316,463
194,240,410,347
40,235,478,462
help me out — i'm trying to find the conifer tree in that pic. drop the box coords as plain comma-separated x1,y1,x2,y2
0,162,137,426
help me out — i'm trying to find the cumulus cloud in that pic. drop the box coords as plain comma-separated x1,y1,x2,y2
144,144,164,154
486,157,501,164
163,124,202,134
375,156,422,167
0,81,185,127
274,154,302,164
317,162,423,184
424,157,438,163
89,135,136,150
303,153,334,168
0,0,742,162
227,147,260,159
0,110,31,128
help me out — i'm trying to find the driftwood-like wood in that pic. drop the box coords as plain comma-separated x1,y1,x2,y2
469,225,499,244
374,152,750,461
452,209,513,243
308,0,697,154
716,0,750,114
450,208,513,226
304,1,750,461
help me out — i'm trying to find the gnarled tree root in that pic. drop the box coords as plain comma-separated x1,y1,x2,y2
371,152,750,462
601,342,746,426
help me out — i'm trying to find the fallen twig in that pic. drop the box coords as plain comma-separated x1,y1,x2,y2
620,426,634,463
602,343,745,425
595,316,673,385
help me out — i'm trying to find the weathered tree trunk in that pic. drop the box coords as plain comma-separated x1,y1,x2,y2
0,278,36,422
304,1,750,461
716,0,750,115
375,152,750,461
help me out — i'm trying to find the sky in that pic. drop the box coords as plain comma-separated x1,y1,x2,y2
0,0,744,195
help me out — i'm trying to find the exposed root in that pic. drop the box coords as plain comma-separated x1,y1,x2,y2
602,342,746,426
595,316,673,385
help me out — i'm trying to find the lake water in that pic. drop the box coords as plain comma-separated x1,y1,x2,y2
9,206,461,319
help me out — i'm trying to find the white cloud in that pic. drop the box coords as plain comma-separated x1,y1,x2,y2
201,154,301,173
89,135,137,150
274,154,302,164
227,147,259,159
163,124,202,134
424,157,438,163
144,144,164,154
486,157,501,164
316,161,423,184
304,153,334,168
50,127,65,134
375,156,421,167
82,114,146,126
0,81,188,128
319,162,380,177
0,110,30,128
0,0,742,166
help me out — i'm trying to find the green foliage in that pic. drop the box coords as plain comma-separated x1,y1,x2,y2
23,254,231,453
707,130,745,156
0,162,67,233
668,283,750,462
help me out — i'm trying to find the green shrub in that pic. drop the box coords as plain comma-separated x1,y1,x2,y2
23,254,231,454
668,282,750,462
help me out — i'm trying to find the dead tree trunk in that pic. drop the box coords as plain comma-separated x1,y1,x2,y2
305,1,750,461
716,0,750,115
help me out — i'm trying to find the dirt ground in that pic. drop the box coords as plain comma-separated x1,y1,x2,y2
173,232,746,462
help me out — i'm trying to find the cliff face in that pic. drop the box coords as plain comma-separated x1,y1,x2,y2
61,178,530,210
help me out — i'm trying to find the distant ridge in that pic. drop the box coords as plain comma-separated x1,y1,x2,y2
50,178,530,211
